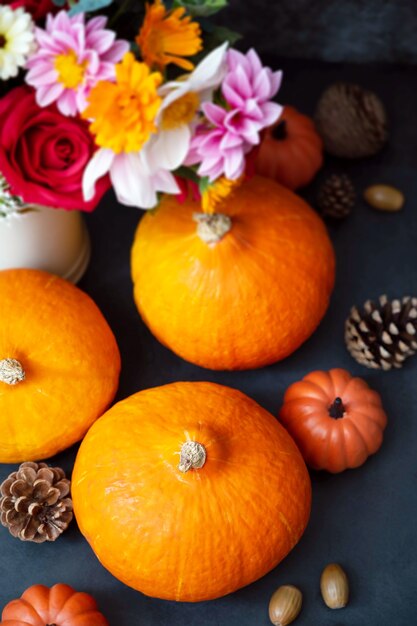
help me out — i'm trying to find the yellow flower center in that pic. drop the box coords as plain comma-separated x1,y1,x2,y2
83,52,162,154
54,50,87,89
161,92,199,130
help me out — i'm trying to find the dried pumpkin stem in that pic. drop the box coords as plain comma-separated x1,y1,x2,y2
193,213,232,245
272,119,288,141
0,358,25,385
178,441,207,473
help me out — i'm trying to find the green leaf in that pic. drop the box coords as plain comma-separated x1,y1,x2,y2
198,176,210,195
175,166,200,185
172,0,228,18
210,24,241,44
51,0,67,6
68,0,115,15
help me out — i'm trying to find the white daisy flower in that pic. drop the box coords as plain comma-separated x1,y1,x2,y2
0,6,35,81
143,42,229,173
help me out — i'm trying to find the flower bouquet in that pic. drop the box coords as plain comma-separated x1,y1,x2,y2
0,0,283,280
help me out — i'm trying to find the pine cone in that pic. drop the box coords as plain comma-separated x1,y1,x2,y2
315,82,388,158
0,462,73,543
345,295,417,370
317,174,356,218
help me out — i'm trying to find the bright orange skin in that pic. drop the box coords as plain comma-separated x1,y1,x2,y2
72,382,311,602
131,176,335,371
1,583,109,626
0,269,121,463
256,106,324,190
279,369,388,473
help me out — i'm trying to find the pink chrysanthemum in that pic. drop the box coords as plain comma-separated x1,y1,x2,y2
222,48,283,142
25,11,129,116
186,48,283,181
186,108,250,181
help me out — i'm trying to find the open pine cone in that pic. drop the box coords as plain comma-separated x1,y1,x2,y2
0,462,73,543
345,295,417,370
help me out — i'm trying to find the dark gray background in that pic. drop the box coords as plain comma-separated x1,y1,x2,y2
218,0,417,63
1,60,417,624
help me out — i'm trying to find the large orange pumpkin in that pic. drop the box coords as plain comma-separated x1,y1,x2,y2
256,106,323,190
1,583,108,625
72,382,311,602
0,269,121,463
131,176,335,370
279,369,388,473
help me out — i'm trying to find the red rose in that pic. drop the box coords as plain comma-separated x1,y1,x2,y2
0,86,109,212
5,0,61,21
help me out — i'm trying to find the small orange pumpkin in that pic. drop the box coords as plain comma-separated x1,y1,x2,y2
1,583,108,625
131,176,335,370
72,381,311,602
256,106,323,190
279,369,387,473
0,269,121,463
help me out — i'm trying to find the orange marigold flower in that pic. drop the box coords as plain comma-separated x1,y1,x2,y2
136,0,203,71
202,176,244,215
82,52,163,154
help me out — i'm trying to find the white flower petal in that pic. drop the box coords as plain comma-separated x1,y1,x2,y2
109,152,154,209
158,82,189,115
151,169,180,196
190,42,228,92
144,125,191,172
82,148,114,201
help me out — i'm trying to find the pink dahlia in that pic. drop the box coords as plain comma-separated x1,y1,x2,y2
186,106,250,181
25,11,129,116
187,48,283,181
222,48,283,144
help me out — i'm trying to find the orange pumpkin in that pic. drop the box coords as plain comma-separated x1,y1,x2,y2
1,583,108,625
131,176,335,370
72,382,311,602
256,106,323,190
279,369,387,473
0,269,121,463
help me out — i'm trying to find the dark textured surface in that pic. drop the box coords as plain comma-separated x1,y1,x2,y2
218,0,417,63
0,60,417,625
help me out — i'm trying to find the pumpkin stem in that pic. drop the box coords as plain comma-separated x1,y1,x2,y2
329,397,345,419
178,441,207,473
193,213,232,245
0,358,25,385
272,119,287,141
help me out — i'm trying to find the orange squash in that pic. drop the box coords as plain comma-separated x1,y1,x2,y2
0,269,121,463
1,583,108,625
72,381,311,602
131,176,335,370
279,368,387,473
256,106,323,190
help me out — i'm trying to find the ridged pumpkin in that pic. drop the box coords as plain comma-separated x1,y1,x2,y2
0,269,121,463
1,583,108,625
256,106,323,190
72,382,311,602
279,369,388,473
131,176,335,370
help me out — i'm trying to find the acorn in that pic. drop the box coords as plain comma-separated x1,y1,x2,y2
269,585,303,625
320,563,349,609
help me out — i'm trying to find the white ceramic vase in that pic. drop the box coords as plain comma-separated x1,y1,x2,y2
0,205,90,284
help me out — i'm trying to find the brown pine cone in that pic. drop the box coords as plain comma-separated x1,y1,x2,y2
0,462,73,543
317,174,356,218
345,295,417,370
315,82,388,158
